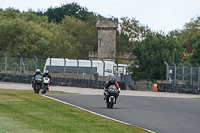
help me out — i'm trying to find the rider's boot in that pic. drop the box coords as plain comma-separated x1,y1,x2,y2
115,96,118,104
103,92,106,100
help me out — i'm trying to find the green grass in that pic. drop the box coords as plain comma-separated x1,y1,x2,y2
0,89,149,133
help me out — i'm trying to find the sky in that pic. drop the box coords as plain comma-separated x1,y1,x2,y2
1,0,200,34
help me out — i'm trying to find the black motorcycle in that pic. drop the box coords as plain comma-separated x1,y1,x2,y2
105,85,120,109
33,74,43,94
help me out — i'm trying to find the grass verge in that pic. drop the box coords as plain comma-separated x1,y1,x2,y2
0,89,149,133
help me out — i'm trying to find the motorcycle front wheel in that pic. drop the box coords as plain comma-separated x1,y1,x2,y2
35,84,40,94
42,85,47,94
107,103,110,108
33,84,37,93
110,97,114,109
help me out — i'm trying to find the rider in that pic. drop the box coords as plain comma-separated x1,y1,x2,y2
103,77,121,101
42,70,52,90
42,70,51,79
32,69,42,87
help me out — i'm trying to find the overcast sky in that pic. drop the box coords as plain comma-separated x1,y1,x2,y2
1,0,200,33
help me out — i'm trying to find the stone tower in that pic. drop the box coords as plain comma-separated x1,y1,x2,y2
96,18,118,61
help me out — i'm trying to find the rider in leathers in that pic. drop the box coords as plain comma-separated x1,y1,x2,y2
103,77,120,102
32,69,42,87
42,70,52,91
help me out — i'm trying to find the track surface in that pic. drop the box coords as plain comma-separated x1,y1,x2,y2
46,94,200,133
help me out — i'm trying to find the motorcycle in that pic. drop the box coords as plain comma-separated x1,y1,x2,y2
105,85,120,109
41,77,50,94
33,74,43,94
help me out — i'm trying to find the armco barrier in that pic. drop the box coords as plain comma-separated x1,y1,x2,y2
0,73,32,83
118,81,126,90
157,83,200,94
0,73,126,90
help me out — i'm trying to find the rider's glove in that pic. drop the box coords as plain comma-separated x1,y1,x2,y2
104,87,108,92
118,88,121,93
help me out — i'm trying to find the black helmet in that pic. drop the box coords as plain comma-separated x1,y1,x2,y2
44,70,49,76
110,77,116,84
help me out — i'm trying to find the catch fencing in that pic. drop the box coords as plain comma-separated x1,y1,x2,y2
0,56,46,75
164,62,200,85
0,55,132,90
157,62,200,94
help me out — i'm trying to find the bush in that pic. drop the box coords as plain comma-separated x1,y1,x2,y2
93,72,99,81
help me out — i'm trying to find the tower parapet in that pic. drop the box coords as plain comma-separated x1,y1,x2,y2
96,18,118,29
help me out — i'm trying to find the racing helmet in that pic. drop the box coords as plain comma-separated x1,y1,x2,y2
110,77,116,84
44,70,49,76
35,69,41,74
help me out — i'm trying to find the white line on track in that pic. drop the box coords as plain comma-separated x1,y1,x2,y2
41,94,156,133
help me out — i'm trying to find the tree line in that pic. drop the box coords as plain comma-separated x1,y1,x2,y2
0,2,200,81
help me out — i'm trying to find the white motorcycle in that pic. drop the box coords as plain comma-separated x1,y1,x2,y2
41,77,51,94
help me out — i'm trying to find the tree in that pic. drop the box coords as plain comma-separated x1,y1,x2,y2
0,8,53,58
47,16,97,59
119,17,151,42
46,26,75,58
177,16,200,53
116,17,152,59
128,32,183,81
116,30,131,53
189,35,200,64
44,2,94,23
